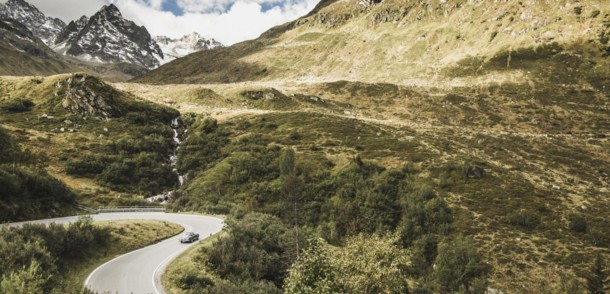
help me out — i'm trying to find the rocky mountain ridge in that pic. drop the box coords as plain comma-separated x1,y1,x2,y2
0,0,66,45
53,4,163,69
0,0,221,71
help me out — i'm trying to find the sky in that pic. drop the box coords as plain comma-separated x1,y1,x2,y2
1,0,320,45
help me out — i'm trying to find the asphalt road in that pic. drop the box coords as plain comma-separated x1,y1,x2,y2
7,212,224,294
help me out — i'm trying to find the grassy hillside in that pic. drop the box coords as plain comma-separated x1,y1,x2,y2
116,19,610,293
0,125,76,222
155,107,608,292
0,74,180,209
0,19,78,76
135,0,610,88
1,0,608,292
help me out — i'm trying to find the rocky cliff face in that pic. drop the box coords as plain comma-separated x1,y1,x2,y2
154,33,223,64
0,0,66,45
1,0,220,72
54,4,163,69
54,16,88,46
58,74,125,119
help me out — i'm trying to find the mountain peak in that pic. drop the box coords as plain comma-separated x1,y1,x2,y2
153,33,223,65
55,1,163,69
0,0,66,45
7,0,32,7
99,3,121,16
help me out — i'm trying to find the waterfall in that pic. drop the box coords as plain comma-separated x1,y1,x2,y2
170,117,185,187
146,117,185,203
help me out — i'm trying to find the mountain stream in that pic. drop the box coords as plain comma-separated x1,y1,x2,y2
146,117,185,203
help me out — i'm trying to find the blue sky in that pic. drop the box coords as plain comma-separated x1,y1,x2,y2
8,0,320,45
162,0,184,15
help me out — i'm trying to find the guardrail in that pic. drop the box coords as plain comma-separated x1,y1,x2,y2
98,206,166,213
75,204,165,214
75,204,98,214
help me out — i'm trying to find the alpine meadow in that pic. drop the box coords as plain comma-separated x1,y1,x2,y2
0,0,608,293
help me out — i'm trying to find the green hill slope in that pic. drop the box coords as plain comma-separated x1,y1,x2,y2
125,1,610,292
135,0,610,89
0,19,78,76
0,74,180,211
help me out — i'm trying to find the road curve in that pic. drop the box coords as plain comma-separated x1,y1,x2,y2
7,212,224,294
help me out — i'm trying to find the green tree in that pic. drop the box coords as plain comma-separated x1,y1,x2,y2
433,235,488,293
587,253,607,294
205,213,291,287
285,235,410,294
284,238,339,294
0,260,47,294
280,147,303,258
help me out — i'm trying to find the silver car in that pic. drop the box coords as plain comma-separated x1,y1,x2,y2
179,231,199,243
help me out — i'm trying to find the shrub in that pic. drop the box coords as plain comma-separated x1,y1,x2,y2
204,213,291,287
433,235,489,293
410,234,439,277
65,155,108,176
0,98,34,112
179,270,214,290
506,210,541,230
0,166,76,222
0,261,47,294
568,212,587,233
285,235,410,294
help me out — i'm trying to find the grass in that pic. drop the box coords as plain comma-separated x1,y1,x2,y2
162,231,226,294
63,220,184,291
2,1,609,290
0,74,180,204
133,0,610,88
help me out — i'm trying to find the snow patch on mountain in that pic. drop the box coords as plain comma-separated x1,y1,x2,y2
54,4,163,69
154,33,223,64
0,0,66,45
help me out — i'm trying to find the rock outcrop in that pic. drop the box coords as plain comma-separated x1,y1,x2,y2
59,74,124,119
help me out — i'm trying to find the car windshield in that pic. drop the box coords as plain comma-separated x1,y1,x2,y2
183,232,193,236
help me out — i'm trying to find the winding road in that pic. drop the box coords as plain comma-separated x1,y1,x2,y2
7,212,224,294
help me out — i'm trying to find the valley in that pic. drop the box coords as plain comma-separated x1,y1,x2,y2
1,0,609,293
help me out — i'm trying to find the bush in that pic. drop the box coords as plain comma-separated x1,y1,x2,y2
0,166,76,222
204,213,291,287
65,155,108,176
285,235,410,294
410,234,439,277
433,235,489,293
568,212,588,233
179,270,214,290
506,210,541,230
0,261,47,294
0,98,34,112
0,217,111,292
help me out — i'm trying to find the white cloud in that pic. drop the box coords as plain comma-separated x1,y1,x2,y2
176,0,287,13
1,0,319,45
113,0,319,45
